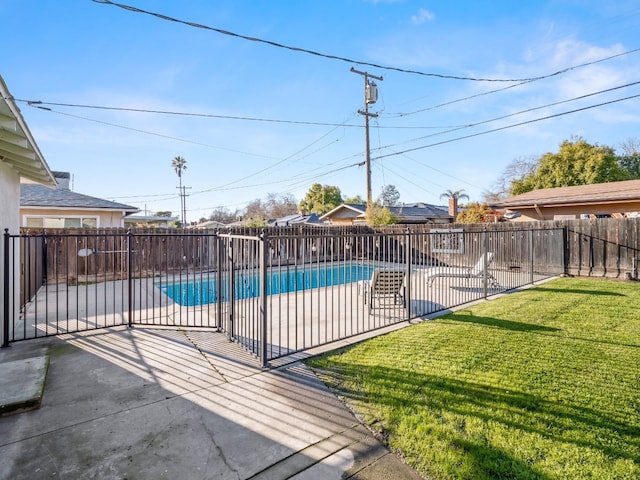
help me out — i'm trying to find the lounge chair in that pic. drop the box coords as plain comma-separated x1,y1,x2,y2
424,252,500,288
360,269,406,314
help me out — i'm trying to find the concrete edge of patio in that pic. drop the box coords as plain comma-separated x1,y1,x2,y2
0,353,49,417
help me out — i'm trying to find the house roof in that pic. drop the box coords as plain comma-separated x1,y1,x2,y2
270,213,323,226
490,180,640,209
320,203,366,220
0,75,56,186
190,220,226,228
125,214,179,223
21,184,139,213
320,203,452,222
388,203,452,221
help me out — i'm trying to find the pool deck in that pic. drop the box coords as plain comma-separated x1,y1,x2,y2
1,274,559,479
12,268,553,348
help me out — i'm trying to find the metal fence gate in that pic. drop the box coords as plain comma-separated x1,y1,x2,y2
2,227,565,366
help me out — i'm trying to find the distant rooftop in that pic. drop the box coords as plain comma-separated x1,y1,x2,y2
321,202,452,223
270,213,323,226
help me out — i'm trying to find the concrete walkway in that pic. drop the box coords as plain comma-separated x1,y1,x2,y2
0,326,424,479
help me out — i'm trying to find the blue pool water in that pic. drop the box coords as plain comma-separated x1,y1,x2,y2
159,263,377,307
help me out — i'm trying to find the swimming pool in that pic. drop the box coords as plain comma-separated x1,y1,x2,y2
159,263,379,307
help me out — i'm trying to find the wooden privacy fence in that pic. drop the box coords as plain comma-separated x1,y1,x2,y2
562,218,639,278
389,218,639,280
18,217,640,287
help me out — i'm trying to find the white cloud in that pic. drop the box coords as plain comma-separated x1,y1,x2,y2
411,8,435,25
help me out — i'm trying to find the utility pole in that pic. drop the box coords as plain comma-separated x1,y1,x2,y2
177,186,191,226
351,67,383,207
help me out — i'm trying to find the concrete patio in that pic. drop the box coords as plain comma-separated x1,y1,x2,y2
0,325,425,480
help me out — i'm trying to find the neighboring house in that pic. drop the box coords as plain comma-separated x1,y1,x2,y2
1,74,56,346
21,171,139,228
125,214,179,229
320,203,453,226
490,180,640,222
190,219,227,229
269,212,323,227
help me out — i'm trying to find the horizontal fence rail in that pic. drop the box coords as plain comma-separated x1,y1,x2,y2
3,225,568,364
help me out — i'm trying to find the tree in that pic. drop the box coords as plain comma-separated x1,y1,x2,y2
171,156,187,224
242,193,298,222
344,194,365,204
154,211,172,217
618,154,640,179
488,155,539,200
264,193,298,219
243,199,267,221
510,138,629,195
456,202,495,223
365,202,398,225
298,184,343,215
440,189,469,203
209,206,239,224
440,189,469,217
619,137,640,156
378,185,400,206
481,190,506,204
243,218,268,227
617,137,640,179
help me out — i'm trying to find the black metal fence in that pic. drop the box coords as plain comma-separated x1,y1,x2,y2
3,226,564,365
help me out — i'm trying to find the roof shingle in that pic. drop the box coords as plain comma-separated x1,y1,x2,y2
21,184,138,212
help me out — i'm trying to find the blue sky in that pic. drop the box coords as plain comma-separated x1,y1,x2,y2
4,0,640,222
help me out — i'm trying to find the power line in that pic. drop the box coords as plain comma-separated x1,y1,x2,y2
13,98,464,130
92,0,627,83
371,80,640,154
374,93,640,161
16,98,365,128
384,47,640,118
21,105,280,160
176,159,366,214
184,114,358,196
126,83,640,201
119,92,638,208
376,165,442,200
104,116,361,201
398,153,481,190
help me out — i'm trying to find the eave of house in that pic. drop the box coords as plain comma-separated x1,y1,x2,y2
21,206,139,215
0,76,56,186
491,180,640,210
501,198,640,210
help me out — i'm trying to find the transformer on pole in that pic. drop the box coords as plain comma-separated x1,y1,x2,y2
351,67,383,207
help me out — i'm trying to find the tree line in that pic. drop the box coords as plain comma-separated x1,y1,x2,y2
167,136,640,226
200,183,402,226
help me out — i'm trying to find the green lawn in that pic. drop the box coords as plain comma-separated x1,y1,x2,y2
306,277,640,480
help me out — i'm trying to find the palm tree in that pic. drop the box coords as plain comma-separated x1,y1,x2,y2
171,156,187,225
440,189,469,218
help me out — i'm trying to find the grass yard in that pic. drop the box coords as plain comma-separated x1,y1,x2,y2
307,277,640,480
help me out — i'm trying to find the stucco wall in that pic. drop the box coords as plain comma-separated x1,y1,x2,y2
0,163,20,233
0,163,20,346
20,207,126,228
